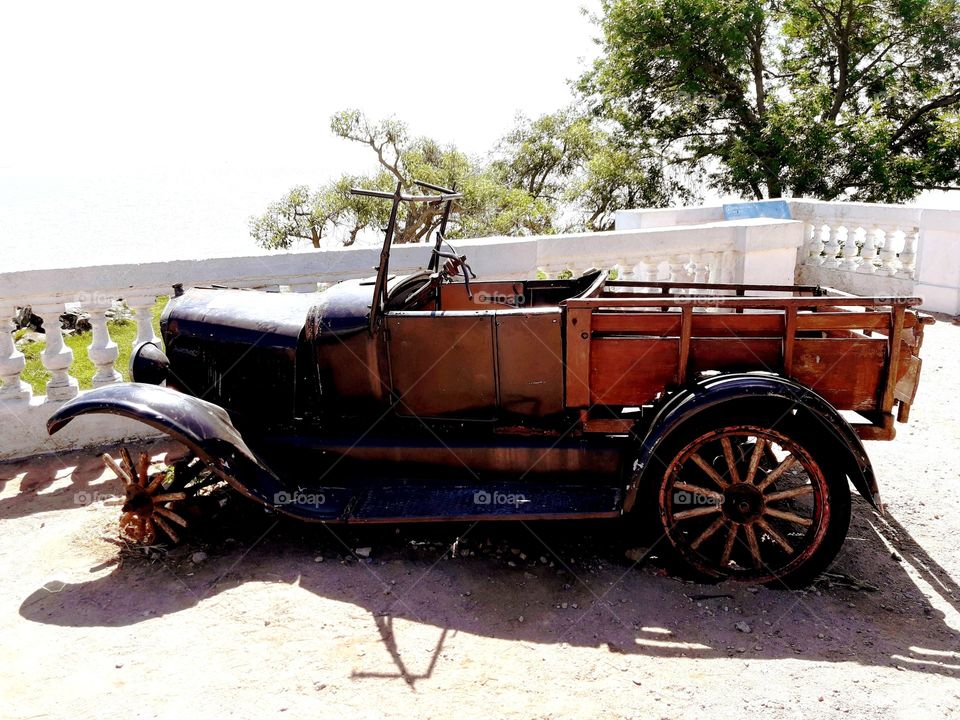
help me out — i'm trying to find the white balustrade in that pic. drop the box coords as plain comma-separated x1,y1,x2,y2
86,302,121,387
877,226,901,276
803,222,823,265
667,256,688,283
839,225,861,271
857,225,880,274
128,295,161,346
32,302,79,402
0,307,31,403
896,228,919,279
823,225,843,268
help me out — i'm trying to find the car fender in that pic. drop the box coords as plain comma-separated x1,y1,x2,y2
625,373,879,511
46,383,296,513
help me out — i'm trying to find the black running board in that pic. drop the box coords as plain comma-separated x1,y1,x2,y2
271,481,622,523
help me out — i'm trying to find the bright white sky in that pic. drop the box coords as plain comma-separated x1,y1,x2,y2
0,0,602,175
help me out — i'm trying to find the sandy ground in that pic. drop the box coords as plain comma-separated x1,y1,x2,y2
1,319,959,720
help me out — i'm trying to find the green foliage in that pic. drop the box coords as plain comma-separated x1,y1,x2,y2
17,297,166,395
582,0,960,201
251,107,695,249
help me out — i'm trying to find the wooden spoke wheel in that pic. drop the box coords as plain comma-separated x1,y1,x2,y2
101,446,219,545
653,421,850,587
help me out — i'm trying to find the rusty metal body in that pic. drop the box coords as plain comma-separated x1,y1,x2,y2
47,184,932,584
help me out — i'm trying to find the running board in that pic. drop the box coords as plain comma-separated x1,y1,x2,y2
271,481,622,523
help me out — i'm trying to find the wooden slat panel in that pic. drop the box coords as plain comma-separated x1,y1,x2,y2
589,338,677,406
591,312,784,337
881,305,906,412
796,312,891,331
565,308,592,407
567,296,923,309
690,338,782,374
791,338,886,411
592,313,680,335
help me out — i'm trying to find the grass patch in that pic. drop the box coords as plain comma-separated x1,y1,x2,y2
14,297,167,395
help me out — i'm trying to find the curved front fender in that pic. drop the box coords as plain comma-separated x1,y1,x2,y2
47,383,289,511
627,373,879,510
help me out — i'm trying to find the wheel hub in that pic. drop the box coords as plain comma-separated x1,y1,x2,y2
722,482,764,523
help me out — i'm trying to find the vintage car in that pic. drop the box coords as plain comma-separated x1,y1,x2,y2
48,182,933,587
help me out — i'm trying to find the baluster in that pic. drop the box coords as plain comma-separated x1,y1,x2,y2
32,303,79,401
86,301,121,387
668,255,688,283
699,253,716,285
839,225,861,271
823,224,842,268
691,256,708,283
803,222,822,265
127,295,160,346
857,225,880,273
878,225,901,276
896,227,919,279
0,307,31,402
640,257,662,283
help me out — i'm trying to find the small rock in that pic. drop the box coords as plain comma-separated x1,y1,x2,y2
890,552,902,562
561,602,569,609
632,678,642,686
747,586,760,593
314,555,324,563
518,615,524,623
355,547,372,558
191,551,208,564
624,547,648,563
735,621,752,634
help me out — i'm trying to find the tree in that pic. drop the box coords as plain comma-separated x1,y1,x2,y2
250,110,554,250
495,108,698,231
581,0,960,201
251,107,696,249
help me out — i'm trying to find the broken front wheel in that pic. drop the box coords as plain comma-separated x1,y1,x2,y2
101,446,223,545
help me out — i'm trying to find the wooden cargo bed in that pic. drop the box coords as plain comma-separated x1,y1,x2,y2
562,281,933,440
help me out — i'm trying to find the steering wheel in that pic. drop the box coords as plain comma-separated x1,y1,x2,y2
398,246,476,310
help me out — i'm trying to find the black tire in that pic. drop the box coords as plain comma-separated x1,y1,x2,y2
636,406,851,588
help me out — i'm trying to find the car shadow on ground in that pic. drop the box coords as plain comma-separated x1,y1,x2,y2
15,454,960,683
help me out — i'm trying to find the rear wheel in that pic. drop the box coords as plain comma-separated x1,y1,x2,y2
644,414,850,587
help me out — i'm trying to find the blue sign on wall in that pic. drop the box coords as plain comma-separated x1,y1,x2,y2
723,200,792,221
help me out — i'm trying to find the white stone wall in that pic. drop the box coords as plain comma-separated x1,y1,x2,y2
0,219,803,460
